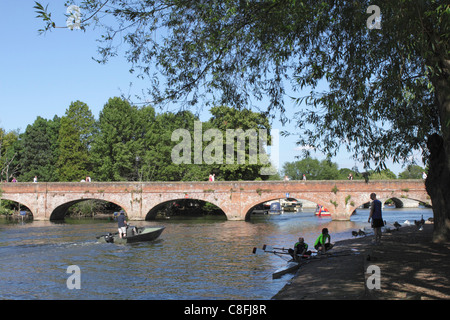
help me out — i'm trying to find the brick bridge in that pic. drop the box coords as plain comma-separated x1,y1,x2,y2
0,180,429,221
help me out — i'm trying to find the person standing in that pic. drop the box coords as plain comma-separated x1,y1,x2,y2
117,211,127,238
368,193,384,245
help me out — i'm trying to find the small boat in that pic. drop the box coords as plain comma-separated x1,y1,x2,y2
282,199,303,212
315,205,330,216
98,226,165,244
269,202,282,215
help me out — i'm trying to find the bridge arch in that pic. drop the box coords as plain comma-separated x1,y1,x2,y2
351,193,431,214
243,193,326,221
0,194,36,217
144,198,226,220
0,195,34,217
49,198,126,221
382,197,404,208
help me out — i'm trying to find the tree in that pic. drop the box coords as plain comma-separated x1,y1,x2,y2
207,106,273,180
91,97,141,181
19,116,60,182
369,169,397,180
399,165,426,179
283,157,340,180
35,1,450,241
0,129,20,182
140,109,204,181
56,101,95,181
338,168,362,180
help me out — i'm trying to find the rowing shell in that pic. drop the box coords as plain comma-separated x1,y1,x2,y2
272,261,302,279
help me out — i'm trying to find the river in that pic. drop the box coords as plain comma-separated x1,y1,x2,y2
0,207,432,300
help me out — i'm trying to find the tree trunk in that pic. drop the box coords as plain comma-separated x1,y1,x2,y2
426,134,450,242
425,64,450,242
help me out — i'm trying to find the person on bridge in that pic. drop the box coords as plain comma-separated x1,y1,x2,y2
368,193,384,245
314,228,333,253
117,211,127,238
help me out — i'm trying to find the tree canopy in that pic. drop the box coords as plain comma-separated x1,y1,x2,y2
0,98,274,182
283,157,401,180
34,0,449,166
57,101,95,181
33,0,450,240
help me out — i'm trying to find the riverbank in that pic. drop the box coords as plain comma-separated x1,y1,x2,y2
272,223,450,300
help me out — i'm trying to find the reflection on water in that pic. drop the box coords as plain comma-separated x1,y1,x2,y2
0,208,432,299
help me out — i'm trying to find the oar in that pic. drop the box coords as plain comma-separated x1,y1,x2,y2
252,247,291,255
263,244,289,252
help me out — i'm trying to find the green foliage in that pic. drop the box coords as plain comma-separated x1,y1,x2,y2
345,195,352,206
0,129,20,181
369,169,397,180
398,164,426,179
56,101,95,181
283,157,398,180
2,96,279,182
207,106,273,181
19,116,60,182
331,185,339,194
144,110,204,181
283,157,341,180
33,0,448,174
90,97,145,181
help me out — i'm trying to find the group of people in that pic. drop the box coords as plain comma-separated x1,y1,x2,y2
288,228,333,261
6,175,93,183
5,176,38,182
289,192,384,261
4,176,38,182
283,174,307,181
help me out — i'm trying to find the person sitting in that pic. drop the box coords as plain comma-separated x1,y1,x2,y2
288,237,312,261
314,228,333,253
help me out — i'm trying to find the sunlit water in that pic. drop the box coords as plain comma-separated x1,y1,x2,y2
0,207,432,300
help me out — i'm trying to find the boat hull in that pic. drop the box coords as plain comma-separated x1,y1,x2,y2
315,212,331,216
98,226,165,244
272,261,301,279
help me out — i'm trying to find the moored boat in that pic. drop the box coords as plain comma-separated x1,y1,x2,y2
98,226,165,244
269,202,282,215
315,205,330,216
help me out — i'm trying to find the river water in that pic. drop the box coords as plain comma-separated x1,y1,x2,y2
0,207,432,300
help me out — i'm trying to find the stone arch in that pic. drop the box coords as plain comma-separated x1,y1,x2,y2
382,197,404,208
243,193,327,221
0,194,35,217
49,198,127,221
144,197,227,220
352,192,432,213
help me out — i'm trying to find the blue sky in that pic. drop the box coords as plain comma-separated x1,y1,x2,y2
0,1,423,175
